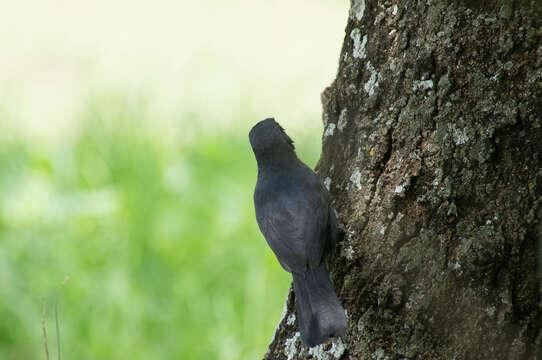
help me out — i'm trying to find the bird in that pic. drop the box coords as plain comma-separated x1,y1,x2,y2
249,118,347,347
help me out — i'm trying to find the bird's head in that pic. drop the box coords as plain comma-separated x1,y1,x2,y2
249,118,295,161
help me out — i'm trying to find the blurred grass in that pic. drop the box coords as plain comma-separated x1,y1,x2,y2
0,95,321,360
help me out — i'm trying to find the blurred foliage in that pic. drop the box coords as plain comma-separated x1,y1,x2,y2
0,96,321,359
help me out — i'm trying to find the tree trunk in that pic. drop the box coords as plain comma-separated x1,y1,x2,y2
264,0,542,359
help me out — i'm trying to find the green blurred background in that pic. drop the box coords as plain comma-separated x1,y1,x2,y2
0,1,347,359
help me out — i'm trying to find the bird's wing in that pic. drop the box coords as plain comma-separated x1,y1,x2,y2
256,186,329,273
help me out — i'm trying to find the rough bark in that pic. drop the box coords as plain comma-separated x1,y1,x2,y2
264,0,542,359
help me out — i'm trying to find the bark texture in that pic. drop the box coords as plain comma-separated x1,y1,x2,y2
264,0,542,359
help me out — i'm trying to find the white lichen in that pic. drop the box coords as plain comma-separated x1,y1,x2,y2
350,169,362,190
486,306,496,317
392,5,398,15
284,332,301,360
308,344,326,360
265,294,290,358
323,112,329,126
287,314,296,326
449,124,470,145
372,348,387,360
380,225,386,235
273,296,289,340
364,61,379,96
324,177,332,191
350,0,366,21
306,338,347,360
338,108,348,131
412,79,434,91
342,245,355,260
454,130,469,145
394,184,404,193
324,123,336,137
350,28,367,59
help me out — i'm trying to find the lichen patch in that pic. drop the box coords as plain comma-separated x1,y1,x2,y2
364,61,379,96
449,124,470,145
325,123,336,137
287,314,296,326
350,169,362,190
342,245,355,260
324,177,332,190
350,0,366,21
307,338,347,360
350,28,368,59
330,338,347,358
284,332,301,360
412,79,434,91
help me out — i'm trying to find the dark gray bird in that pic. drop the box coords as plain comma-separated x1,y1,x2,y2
249,118,347,347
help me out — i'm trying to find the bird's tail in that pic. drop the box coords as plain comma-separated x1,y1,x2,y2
292,261,347,347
